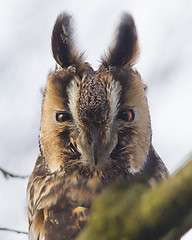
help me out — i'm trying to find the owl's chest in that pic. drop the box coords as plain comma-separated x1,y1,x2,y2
63,174,104,208
42,174,104,238
57,165,127,209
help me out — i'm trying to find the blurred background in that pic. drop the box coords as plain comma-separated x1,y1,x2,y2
0,0,192,239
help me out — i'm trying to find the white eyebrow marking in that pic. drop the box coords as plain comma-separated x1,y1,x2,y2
67,77,80,125
107,76,122,122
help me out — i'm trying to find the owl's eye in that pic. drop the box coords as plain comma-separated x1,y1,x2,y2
118,109,135,122
56,112,72,122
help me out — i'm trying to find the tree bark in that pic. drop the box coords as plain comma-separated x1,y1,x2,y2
77,157,192,240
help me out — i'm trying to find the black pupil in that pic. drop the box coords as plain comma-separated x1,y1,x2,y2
118,109,134,122
56,112,71,122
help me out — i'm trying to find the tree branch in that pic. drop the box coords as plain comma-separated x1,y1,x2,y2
0,167,29,179
77,157,192,240
0,227,28,235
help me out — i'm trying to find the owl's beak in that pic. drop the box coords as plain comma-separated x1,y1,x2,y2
92,142,98,166
90,126,99,166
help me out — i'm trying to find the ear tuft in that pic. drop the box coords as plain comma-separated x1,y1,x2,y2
102,13,139,68
51,13,84,69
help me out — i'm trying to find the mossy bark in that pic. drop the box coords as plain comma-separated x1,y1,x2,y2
77,157,192,240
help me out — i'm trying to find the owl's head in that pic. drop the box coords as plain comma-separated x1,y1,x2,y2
40,13,151,179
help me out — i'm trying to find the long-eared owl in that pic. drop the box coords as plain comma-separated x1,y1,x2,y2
27,12,169,240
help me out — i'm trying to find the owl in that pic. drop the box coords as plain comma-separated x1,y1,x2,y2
27,12,168,240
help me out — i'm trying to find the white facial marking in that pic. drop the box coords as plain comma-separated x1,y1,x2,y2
67,77,80,125
107,77,122,122
129,167,140,175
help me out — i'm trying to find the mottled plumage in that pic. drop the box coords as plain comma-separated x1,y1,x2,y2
27,12,168,240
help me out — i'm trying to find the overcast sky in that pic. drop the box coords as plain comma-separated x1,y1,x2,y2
0,0,192,239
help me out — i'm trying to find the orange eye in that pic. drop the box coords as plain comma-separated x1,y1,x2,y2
118,109,135,122
56,112,72,122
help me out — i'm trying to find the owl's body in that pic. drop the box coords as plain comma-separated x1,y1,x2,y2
27,13,168,240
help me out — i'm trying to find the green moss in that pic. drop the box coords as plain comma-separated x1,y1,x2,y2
77,157,192,240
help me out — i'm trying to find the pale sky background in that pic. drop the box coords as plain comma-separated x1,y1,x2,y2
0,0,192,239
